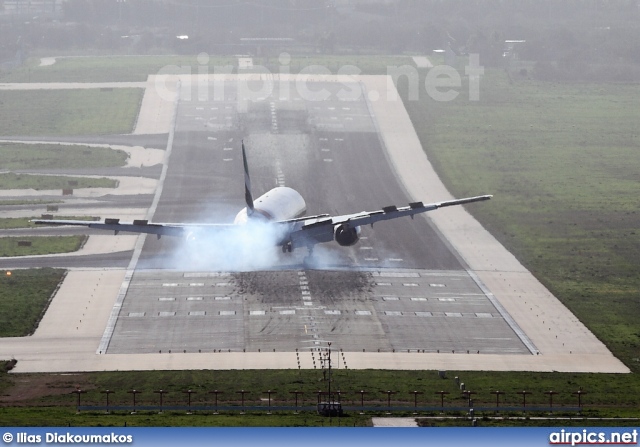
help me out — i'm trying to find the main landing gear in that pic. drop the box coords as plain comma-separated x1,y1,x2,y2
281,242,293,253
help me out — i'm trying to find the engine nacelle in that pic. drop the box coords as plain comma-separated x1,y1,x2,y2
334,224,361,247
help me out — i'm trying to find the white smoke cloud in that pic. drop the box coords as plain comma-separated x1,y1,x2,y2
168,219,291,272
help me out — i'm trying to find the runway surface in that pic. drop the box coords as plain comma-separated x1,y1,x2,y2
103,80,531,356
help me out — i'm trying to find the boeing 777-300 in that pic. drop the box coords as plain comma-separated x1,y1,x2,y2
33,141,492,256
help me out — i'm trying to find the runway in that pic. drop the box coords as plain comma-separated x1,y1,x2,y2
0,75,627,373
98,78,531,356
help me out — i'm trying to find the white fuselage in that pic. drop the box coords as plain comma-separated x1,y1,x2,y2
233,186,307,224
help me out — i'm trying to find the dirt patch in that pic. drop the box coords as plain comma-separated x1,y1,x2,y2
0,373,94,406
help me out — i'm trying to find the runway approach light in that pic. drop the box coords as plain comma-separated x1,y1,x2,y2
5,271,11,277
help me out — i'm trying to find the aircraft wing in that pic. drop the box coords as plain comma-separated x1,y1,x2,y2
288,194,492,246
331,194,493,227
31,218,234,238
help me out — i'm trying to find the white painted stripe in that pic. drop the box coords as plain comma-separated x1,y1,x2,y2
219,311,236,316
372,272,418,278
250,310,266,316
189,311,206,316
184,272,230,277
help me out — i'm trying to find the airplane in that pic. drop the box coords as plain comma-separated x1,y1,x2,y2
33,141,492,257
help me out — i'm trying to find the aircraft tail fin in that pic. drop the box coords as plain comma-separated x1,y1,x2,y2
242,140,255,216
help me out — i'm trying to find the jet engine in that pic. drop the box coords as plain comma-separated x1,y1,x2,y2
334,224,361,247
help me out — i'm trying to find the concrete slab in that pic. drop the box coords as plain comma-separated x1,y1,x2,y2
39,57,56,67
412,56,433,68
133,76,178,135
372,418,418,427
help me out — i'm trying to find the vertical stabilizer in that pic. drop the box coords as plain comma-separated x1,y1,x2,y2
242,140,255,216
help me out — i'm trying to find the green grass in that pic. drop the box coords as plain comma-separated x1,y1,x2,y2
399,69,640,371
0,144,128,170
0,236,87,257
0,199,61,206
0,55,411,83
0,89,143,136
0,173,116,190
0,269,66,337
1,55,236,83
1,369,639,426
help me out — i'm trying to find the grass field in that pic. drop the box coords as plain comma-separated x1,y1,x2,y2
0,143,128,170
0,235,87,257
0,55,411,83
0,173,116,190
399,69,640,371
0,269,66,337
0,56,236,83
0,89,143,136
0,200,60,206
1,368,639,426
